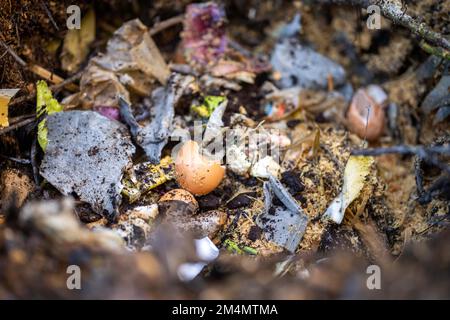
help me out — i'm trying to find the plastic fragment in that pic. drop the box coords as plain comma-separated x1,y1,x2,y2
322,155,374,224
39,111,135,219
256,176,308,253
120,73,195,163
271,38,346,90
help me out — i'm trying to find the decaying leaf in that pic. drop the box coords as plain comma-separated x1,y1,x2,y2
322,155,374,224
36,81,63,151
122,156,175,203
79,19,170,108
0,89,19,127
256,175,308,252
40,111,135,220
61,8,96,73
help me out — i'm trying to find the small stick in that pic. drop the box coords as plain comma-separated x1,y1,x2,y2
0,40,78,91
352,145,450,174
419,40,450,61
315,0,450,51
40,0,59,31
0,154,31,164
0,118,35,135
9,71,82,107
0,40,26,67
149,14,184,36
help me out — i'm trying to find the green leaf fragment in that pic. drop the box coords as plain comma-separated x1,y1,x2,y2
191,95,226,118
36,80,63,151
223,239,258,255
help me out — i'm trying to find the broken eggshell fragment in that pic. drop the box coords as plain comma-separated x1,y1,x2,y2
158,189,199,217
346,85,387,141
174,140,225,196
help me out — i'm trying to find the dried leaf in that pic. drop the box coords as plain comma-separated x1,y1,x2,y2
0,89,19,127
322,155,374,224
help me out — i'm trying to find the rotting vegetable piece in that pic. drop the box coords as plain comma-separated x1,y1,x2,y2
158,189,199,217
121,156,174,203
256,175,308,253
119,73,196,163
39,111,135,220
175,140,225,196
181,2,270,83
346,85,388,141
322,155,374,224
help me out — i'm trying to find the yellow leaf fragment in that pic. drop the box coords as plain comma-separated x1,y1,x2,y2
0,89,20,127
323,155,374,224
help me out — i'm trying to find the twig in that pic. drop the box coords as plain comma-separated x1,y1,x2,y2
40,0,59,31
352,145,450,156
419,40,450,61
0,118,35,135
9,71,82,107
352,145,450,174
0,39,26,67
1,40,78,91
0,154,31,164
315,0,450,51
149,14,184,36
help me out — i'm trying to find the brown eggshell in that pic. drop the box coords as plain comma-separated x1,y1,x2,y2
175,140,225,195
158,189,198,216
346,88,385,141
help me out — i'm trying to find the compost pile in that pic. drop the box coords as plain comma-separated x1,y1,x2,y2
0,0,449,299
